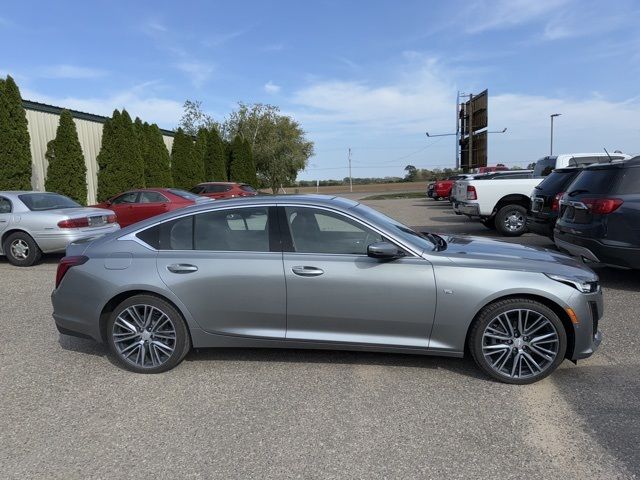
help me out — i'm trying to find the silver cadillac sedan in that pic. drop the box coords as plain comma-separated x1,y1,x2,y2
51,195,602,384
1,191,119,266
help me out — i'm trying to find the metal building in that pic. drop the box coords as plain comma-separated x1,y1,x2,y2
23,100,175,204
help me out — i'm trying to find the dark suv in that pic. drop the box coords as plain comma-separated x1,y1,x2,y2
554,157,640,269
527,167,583,238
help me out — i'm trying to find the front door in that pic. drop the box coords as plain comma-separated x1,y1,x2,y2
109,191,140,227
154,206,286,338
280,206,437,348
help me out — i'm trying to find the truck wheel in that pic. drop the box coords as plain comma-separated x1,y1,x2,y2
481,217,496,230
495,205,527,237
3,232,42,267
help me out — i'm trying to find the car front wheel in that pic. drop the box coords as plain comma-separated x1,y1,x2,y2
469,298,567,384
106,295,191,373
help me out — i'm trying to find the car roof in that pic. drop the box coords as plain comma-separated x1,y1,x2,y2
584,155,640,170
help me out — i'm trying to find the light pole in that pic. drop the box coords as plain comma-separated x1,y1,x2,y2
550,113,561,156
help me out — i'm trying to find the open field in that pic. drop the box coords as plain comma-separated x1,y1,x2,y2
1,197,638,479
270,181,429,195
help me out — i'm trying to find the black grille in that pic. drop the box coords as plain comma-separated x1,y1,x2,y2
589,301,600,337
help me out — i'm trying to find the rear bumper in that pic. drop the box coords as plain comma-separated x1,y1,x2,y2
526,214,555,238
34,224,120,253
453,202,480,216
554,229,640,269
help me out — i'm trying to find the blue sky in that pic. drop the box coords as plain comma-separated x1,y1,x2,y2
1,0,639,179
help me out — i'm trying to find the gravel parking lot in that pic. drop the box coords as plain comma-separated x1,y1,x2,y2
1,196,639,479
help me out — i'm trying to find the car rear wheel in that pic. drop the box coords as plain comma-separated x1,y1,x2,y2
495,205,527,236
106,295,191,373
469,298,567,384
3,232,42,267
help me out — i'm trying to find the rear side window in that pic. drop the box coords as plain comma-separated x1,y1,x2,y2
136,207,272,251
616,167,640,194
112,192,139,204
139,191,168,203
567,169,619,195
0,197,11,214
240,185,257,192
534,171,579,194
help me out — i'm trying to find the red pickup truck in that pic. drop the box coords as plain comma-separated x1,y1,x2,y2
431,175,469,200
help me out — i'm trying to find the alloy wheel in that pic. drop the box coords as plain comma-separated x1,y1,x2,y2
112,304,177,368
10,239,29,260
503,211,525,232
481,309,559,380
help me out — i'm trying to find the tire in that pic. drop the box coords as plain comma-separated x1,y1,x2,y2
481,217,496,230
106,295,191,373
495,204,527,237
3,232,42,267
468,298,567,384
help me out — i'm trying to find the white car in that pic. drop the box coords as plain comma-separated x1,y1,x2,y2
0,191,119,266
532,152,631,177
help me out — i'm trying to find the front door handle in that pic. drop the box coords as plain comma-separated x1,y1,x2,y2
292,266,324,277
167,263,199,274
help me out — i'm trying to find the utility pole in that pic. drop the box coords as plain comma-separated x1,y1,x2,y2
455,91,460,169
348,148,353,192
550,113,561,156
468,93,474,170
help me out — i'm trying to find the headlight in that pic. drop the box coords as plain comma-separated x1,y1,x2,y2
545,273,599,293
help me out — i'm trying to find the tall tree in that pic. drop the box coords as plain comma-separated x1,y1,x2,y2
96,109,145,201
179,100,218,136
171,128,198,190
222,102,313,191
0,75,32,190
193,128,208,183
229,135,257,186
204,126,227,181
143,124,173,187
44,110,87,204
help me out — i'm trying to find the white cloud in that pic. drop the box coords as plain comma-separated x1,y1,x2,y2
464,0,571,34
202,29,249,48
289,56,640,168
22,85,183,129
41,64,107,79
264,81,281,94
175,62,214,88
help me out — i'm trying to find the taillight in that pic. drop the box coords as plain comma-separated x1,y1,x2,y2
551,192,564,212
582,198,623,215
58,217,90,228
467,185,477,200
55,255,89,288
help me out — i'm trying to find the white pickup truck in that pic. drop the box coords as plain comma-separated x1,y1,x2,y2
452,171,539,236
451,152,632,236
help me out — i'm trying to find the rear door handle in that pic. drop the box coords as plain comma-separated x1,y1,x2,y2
167,263,199,274
292,266,324,277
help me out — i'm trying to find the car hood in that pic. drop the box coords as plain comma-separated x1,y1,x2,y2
437,235,597,280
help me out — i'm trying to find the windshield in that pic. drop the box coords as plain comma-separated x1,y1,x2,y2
19,193,81,211
534,170,578,193
533,157,557,177
353,203,437,252
169,189,201,201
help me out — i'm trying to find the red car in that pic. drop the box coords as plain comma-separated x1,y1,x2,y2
93,188,208,227
191,182,258,200
432,175,468,200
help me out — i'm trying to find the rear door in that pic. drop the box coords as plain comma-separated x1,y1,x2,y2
280,205,437,348
0,196,11,238
134,191,170,223
153,205,287,338
109,191,140,227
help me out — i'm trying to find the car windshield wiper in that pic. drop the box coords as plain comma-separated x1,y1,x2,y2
568,189,590,197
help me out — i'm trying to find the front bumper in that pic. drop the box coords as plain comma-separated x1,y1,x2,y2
34,224,120,253
567,288,603,360
554,229,640,269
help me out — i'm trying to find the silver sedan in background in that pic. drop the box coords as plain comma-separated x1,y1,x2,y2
0,191,119,266
51,195,602,384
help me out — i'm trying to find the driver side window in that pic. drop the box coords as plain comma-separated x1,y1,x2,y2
285,207,383,255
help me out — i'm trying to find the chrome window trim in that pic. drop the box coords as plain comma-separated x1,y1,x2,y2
118,201,423,257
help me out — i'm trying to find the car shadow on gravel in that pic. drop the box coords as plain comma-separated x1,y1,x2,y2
591,267,640,292
58,334,107,357
185,347,490,381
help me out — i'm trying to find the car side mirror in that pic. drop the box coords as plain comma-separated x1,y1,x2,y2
367,241,404,260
